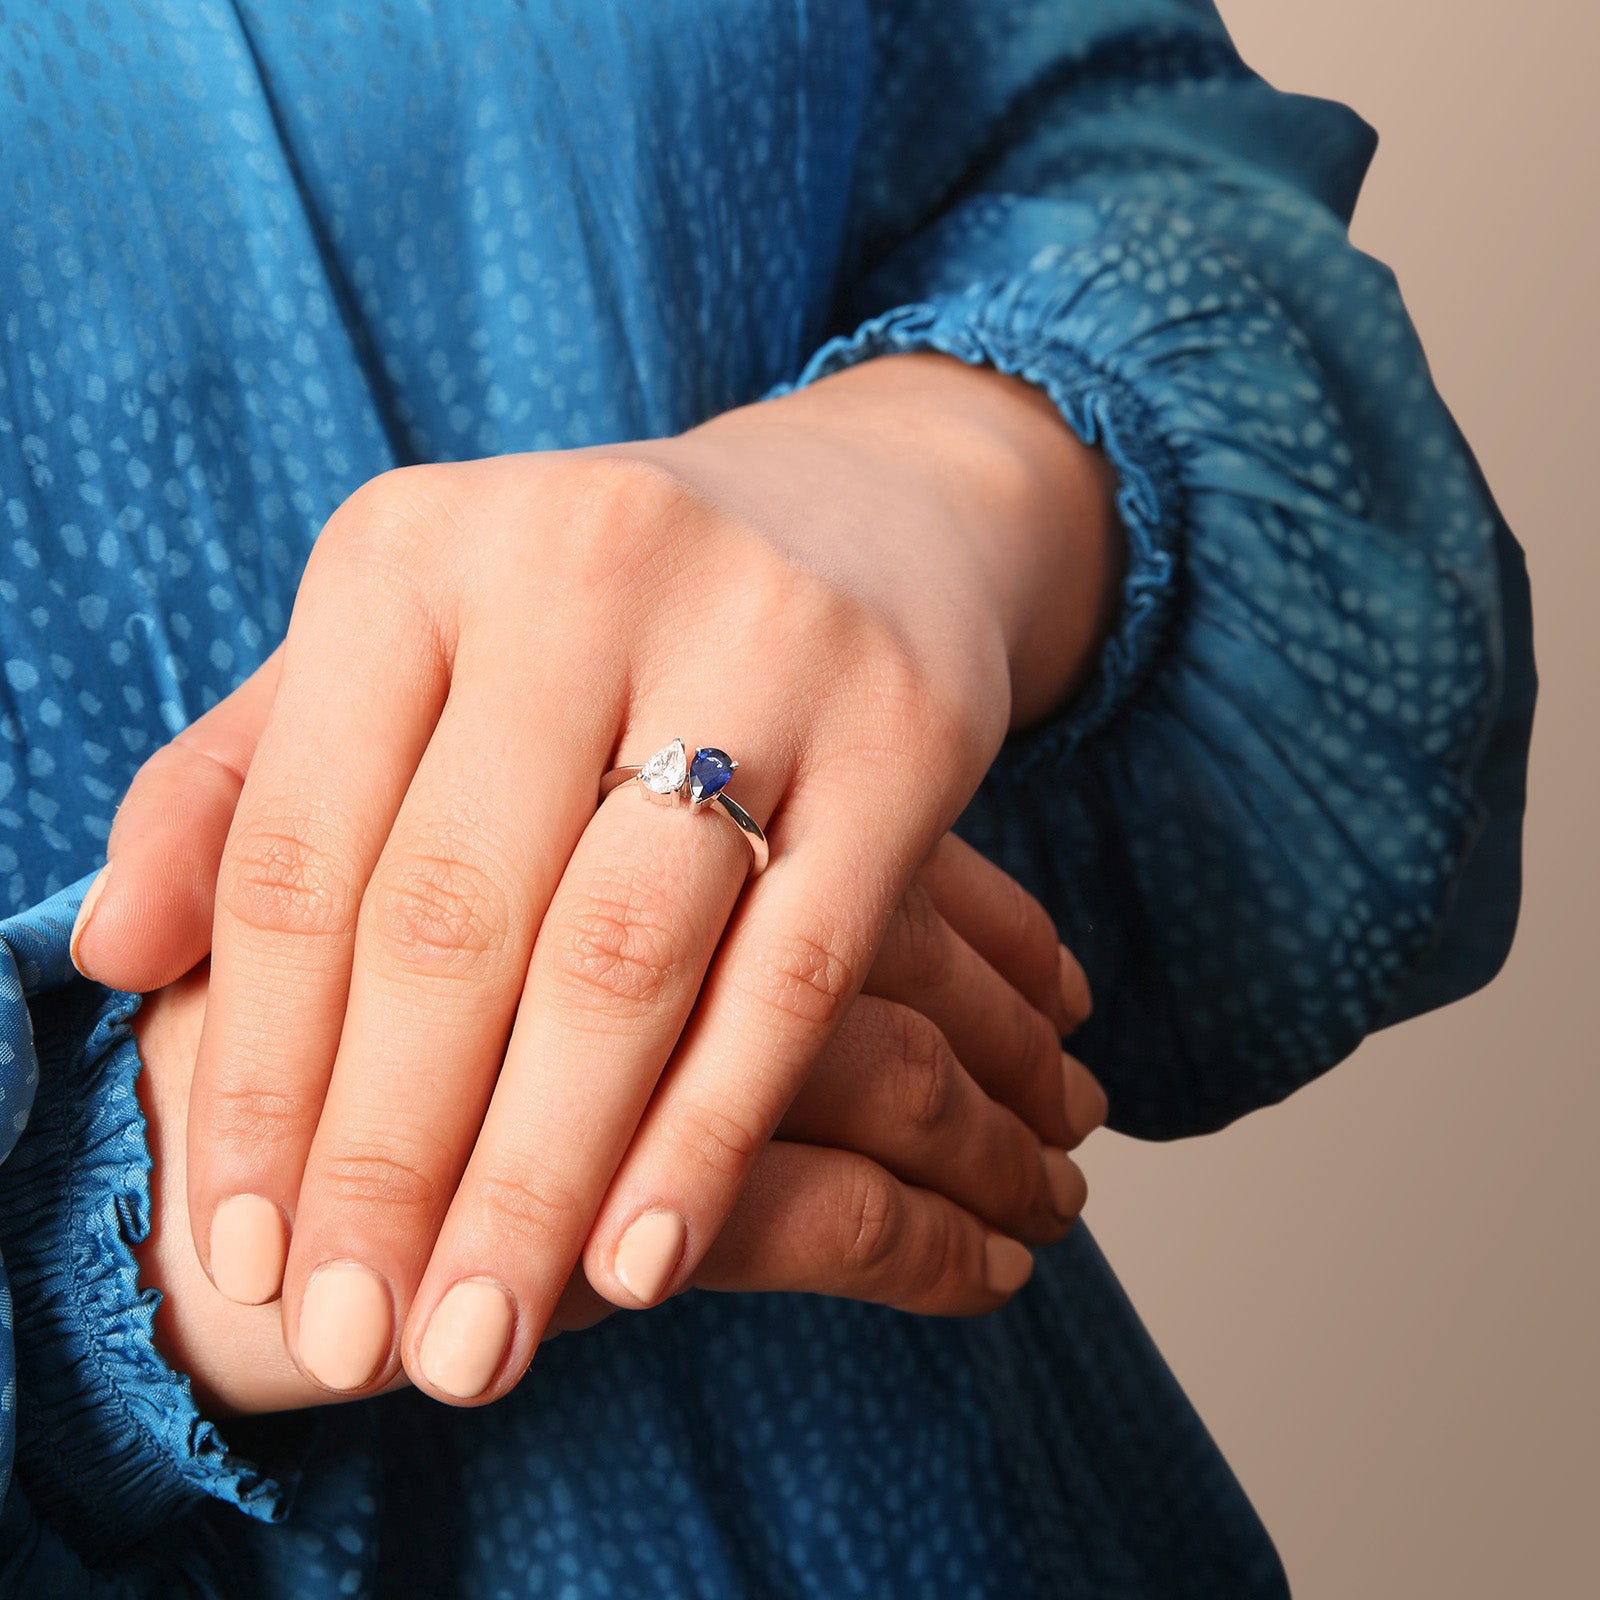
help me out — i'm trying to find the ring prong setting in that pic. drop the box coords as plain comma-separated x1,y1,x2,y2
601,740,766,872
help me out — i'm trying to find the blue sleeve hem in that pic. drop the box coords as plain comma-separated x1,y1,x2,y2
771,187,1519,1136
0,877,293,1564
768,279,1189,774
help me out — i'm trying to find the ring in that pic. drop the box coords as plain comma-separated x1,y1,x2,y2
599,738,769,873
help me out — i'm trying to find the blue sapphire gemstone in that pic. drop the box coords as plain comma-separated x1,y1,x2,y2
689,746,735,803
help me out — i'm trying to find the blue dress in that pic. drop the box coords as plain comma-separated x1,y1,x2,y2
0,2,1533,1594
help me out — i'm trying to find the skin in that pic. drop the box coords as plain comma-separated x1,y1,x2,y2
132,834,1107,1418
77,350,1123,1407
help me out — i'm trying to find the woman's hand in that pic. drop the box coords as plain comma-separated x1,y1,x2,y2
131,836,1105,1416
77,350,1121,1402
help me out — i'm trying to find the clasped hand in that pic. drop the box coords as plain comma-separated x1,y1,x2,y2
75,354,1116,1408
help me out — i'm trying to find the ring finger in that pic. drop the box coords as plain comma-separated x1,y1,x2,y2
541,1134,1039,1338
696,1140,1037,1314
866,860,1107,1147
392,729,783,1403
776,995,1086,1244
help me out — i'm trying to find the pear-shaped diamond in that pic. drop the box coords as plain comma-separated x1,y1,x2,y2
638,738,688,795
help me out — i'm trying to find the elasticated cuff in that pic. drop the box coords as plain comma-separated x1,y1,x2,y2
0,875,295,1563
771,195,1509,1135
769,275,1188,777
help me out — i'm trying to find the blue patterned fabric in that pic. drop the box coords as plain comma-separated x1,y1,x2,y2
0,1,1531,1595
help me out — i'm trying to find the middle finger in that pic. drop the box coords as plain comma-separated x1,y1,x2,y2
865,885,1102,1148
273,653,619,1393
777,995,1086,1245
392,737,780,1403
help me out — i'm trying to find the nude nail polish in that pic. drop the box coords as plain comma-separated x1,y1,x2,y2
208,1193,289,1305
1062,1053,1109,1142
298,1262,392,1391
1058,943,1092,1030
1042,1148,1085,1221
612,1209,685,1305
68,863,111,975
418,1279,515,1400
984,1234,1035,1295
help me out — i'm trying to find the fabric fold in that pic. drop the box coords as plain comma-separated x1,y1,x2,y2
776,186,1516,1136
772,278,1189,770
0,877,295,1566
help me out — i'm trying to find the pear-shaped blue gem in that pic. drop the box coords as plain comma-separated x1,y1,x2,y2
689,747,735,802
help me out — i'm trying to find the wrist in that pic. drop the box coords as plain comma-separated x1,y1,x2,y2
685,352,1123,733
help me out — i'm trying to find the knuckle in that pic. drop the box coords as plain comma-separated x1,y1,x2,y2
996,872,1057,976
364,851,514,978
837,1163,903,1280
882,882,950,989
550,456,704,598
323,465,459,564
746,926,857,1035
843,636,974,772
730,547,847,656
314,1143,449,1221
885,1006,957,1136
572,455,696,522
1012,1007,1069,1119
303,472,457,652
471,1160,586,1250
913,1211,970,1302
670,1099,764,1188
788,599,932,751
199,1080,307,1154
545,877,683,1014
219,822,360,940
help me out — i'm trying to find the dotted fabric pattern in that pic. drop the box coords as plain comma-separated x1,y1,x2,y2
0,1,1531,1596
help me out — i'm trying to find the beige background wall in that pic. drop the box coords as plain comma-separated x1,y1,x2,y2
1076,4,1598,1595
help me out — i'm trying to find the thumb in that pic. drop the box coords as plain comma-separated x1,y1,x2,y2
71,646,283,993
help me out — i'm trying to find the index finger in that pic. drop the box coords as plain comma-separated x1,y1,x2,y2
71,646,282,993
186,521,451,1305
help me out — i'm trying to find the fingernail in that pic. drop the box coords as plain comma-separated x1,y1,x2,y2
68,864,111,975
1041,1148,1086,1221
298,1262,393,1391
1062,1053,1109,1142
984,1234,1035,1295
1058,943,1092,1030
612,1209,685,1305
418,1279,515,1400
208,1193,290,1305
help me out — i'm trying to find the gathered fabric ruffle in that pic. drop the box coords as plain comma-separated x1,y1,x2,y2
773,275,1188,774
779,191,1507,1136
0,876,294,1566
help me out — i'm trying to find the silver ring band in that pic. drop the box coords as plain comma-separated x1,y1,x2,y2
599,739,769,873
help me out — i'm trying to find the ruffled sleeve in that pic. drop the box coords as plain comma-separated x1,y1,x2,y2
0,873,302,1592
773,0,1534,1136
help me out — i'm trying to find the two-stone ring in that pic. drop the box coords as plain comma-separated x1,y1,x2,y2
599,738,769,873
